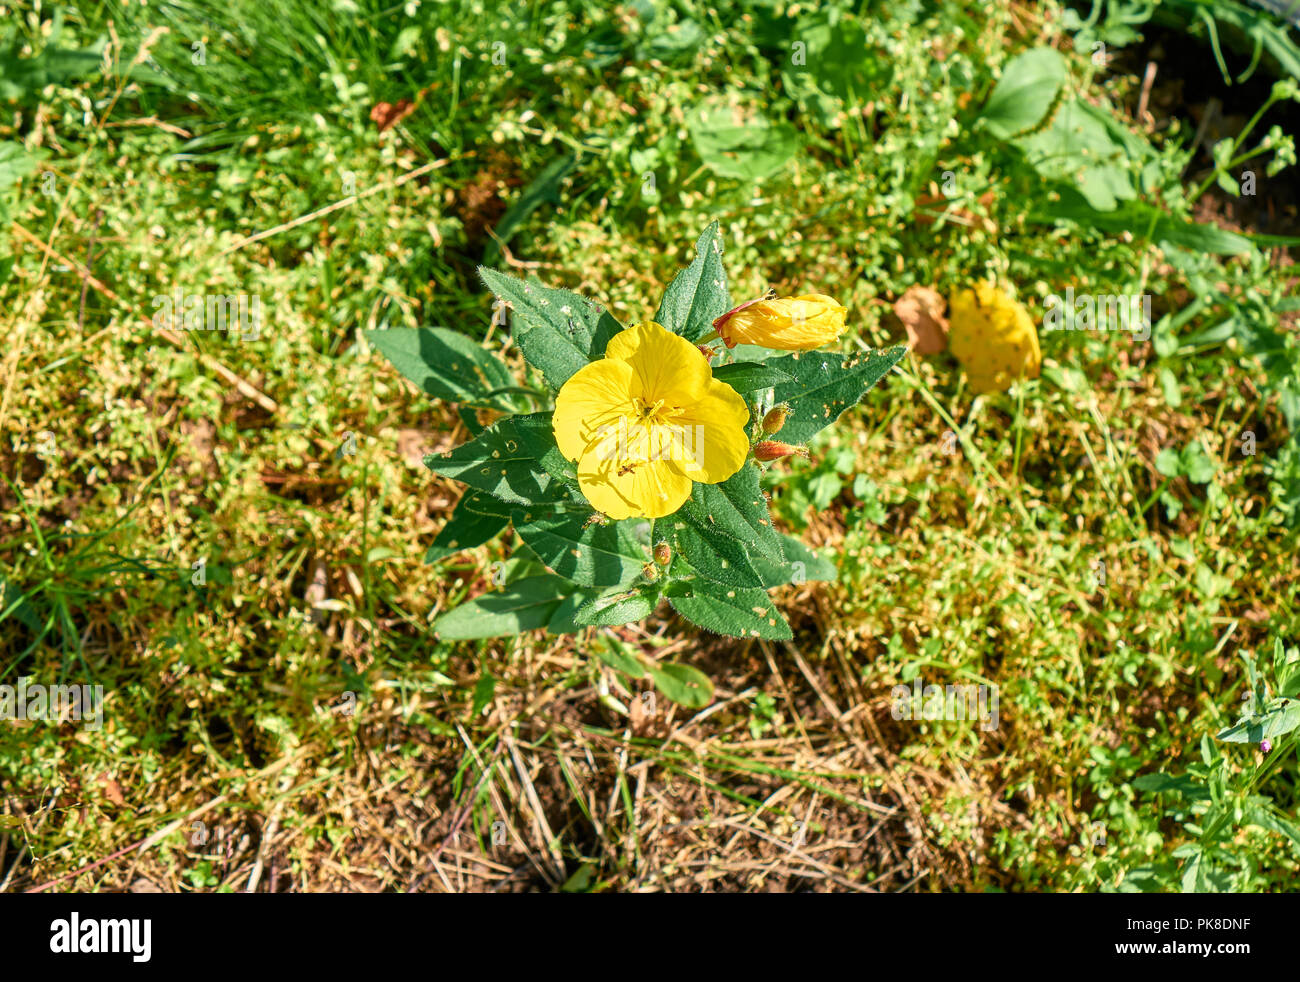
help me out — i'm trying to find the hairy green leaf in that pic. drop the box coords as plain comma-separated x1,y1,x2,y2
367,327,527,412
680,465,783,562
767,346,907,444
513,512,650,588
434,574,570,639
424,412,569,506
655,221,732,340
424,490,511,563
711,362,795,393
668,579,793,640
479,267,622,389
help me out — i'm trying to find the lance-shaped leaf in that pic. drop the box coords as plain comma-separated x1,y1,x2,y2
767,346,906,445
679,465,783,562
367,327,528,413
479,267,623,389
512,511,650,588
593,635,649,677
667,579,793,640
424,491,512,563
424,412,569,506
655,221,732,340
1216,700,1300,743
751,534,837,588
711,362,794,394
434,574,571,639
575,586,660,628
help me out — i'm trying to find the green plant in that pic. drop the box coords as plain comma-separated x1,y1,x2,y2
369,222,903,693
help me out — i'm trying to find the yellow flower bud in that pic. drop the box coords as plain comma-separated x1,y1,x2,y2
714,294,847,350
947,283,1041,394
653,541,671,566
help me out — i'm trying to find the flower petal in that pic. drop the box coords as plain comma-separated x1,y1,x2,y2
553,357,636,462
719,295,847,350
576,445,692,520
605,321,711,406
672,379,751,484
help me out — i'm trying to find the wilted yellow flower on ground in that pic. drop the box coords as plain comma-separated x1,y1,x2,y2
947,283,1041,394
553,321,750,519
714,294,847,350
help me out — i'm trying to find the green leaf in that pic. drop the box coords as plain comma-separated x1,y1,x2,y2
1032,195,1254,255
0,37,105,101
767,346,907,444
1216,700,1300,743
711,362,795,393
575,587,660,628
802,18,891,105
1281,669,1300,700
1158,367,1181,408
1155,447,1183,478
655,221,732,340
980,47,1067,140
367,327,526,412
0,573,42,632
1181,442,1217,484
751,534,838,588
560,864,598,893
807,472,843,511
592,634,648,677
679,465,783,562
0,143,39,191
1245,805,1300,850
1015,98,1136,211
479,267,623,389
471,672,496,716
544,592,586,634
434,575,571,639
669,518,765,588
424,491,512,563
424,412,569,506
688,101,798,181
648,662,714,709
1131,772,1209,799
484,154,578,266
668,580,792,640
512,512,651,588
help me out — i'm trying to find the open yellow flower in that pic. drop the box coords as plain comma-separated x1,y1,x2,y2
554,321,750,519
948,283,1041,394
714,294,847,350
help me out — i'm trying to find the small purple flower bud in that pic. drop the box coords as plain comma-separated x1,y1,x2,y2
1261,739,1273,754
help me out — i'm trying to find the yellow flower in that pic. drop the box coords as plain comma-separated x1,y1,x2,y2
948,283,1041,394
553,321,750,519
714,294,847,350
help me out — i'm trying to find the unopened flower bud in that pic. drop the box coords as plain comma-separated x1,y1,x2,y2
1261,739,1273,754
753,440,809,462
714,293,847,350
761,403,791,435
653,542,671,566
641,562,659,582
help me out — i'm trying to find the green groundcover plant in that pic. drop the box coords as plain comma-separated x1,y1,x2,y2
369,223,904,681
